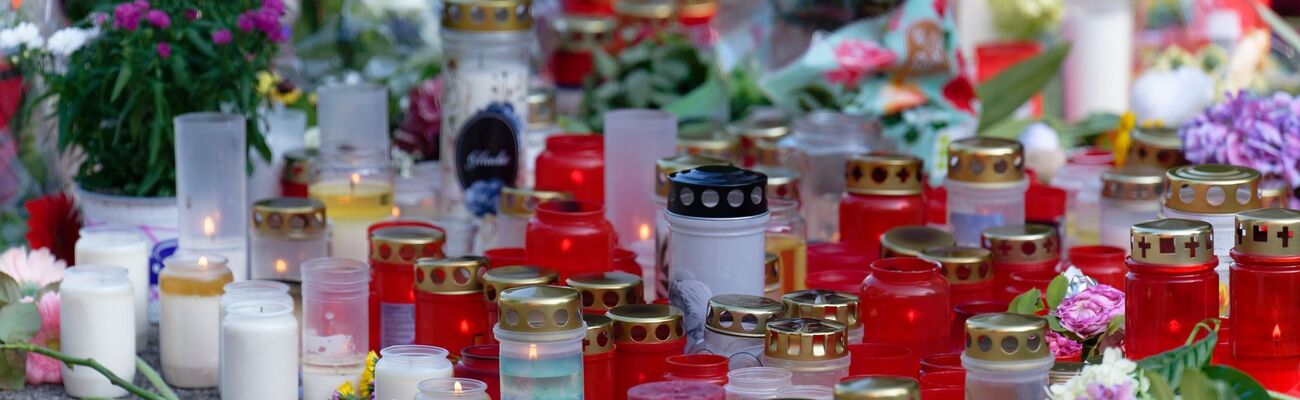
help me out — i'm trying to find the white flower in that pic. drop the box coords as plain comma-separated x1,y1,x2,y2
46,27,97,57
0,22,44,50
1049,348,1149,400
1130,66,1214,127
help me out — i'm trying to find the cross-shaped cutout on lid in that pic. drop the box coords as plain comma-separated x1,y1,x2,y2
1184,236,1200,258
1159,237,1176,254
1137,237,1152,258
896,167,911,183
1279,226,1293,248
1254,224,1269,243
997,241,1013,256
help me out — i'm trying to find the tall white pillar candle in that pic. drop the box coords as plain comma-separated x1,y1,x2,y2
1062,0,1135,122
160,254,233,388
220,301,299,400
61,265,136,398
374,345,454,400
74,226,150,351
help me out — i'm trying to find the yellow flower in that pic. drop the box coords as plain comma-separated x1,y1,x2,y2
335,381,356,397
1112,112,1135,167
256,71,277,96
358,350,379,397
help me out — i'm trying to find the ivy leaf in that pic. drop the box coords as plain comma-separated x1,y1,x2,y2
110,64,133,102
1045,275,1068,310
1200,365,1270,400
593,49,620,80
1007,288,1044,315
0,349,24,390
0,274,20,305
1106,315,1124,335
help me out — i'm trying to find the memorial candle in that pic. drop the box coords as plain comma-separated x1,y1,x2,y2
606,110,677,267
493,187,571,250
526,200,617,281
1125,127,1187,169
723,367,791,399
1228,208,1300,390
583,314,617,400
75,226,150,350
374,345,454,400
730,109,790,168
919,246,994,307
174,113,249,281
160,254,233,388
413,257,491,357
652,154,730,300
834,376,920,400
961,313,1052,400
880,226,955,259
549,16,616,88
281,148,317,198
609,304,687,399
664,354,729,385
220,301,298,399
760,318,850,387
483,266,560,343
309,146,395,262
250,198,329,282
536,134,605,205
1125,219,1218,359
945,138,1028,246
302,258,372,400
700,295,784,370
839,153,926,255
1098,166,1165,253
520,88,562,188
454,345,501,399
765,195,808,292
782,290,862,344
370,225,446,349
981,224,1061,302
416,378,492,400
1161,164,1262,305
567,271,644,314
780,111,877,242
61,265,136,398
495,286,587,400
860,257,950,359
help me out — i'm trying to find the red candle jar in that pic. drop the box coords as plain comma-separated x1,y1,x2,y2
950,301,1009,353
807,243,872,274
369,223,445,350
280,148,315,197
484,247,526,267
628,380,724,400
567,271,644,314
860,257,951,359
922,387,964,400
920,353,965,375
609,304,687,400
584,314,617,400
664,354,729,385
730,111,789,168
806,269,871,294
981,224,1060,302
482,266,559,343
413,257,490,357
453,345,500,399
536,135,606,205
611,0,675,51
847,343,917,378
880,226,955,259
676,0,716,27
919,246,994,308
840,154,927,255
1006,270,1057,305
525,200,616,281
613,248,643,277
919,370,965,390
783,289,862,344
1125,219,1219,360
1067,245,1128,290
562,0,614,15
1229,208,1300,392
549,16,616,87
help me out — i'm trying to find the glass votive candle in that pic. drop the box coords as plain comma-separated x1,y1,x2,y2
483,266,560,343
628,380,725,400
301,258,372,400
308,146,395,263
919,370,965,390
485,247,527,267
567,271,644,314
783,289,862,343
961,313,1052,400
454,345,501,399
950,301,1010,353
981,224,1061,302
250,198,329,282
160,254,233,388
1124,219,1218,360
834,376,920,400
415,377,491,400
761,318,851,387
536,134,605,205
920,353,965,375
375,345,454,400
526,200,617,281
219,301,298,399
861,257,951,359
664,354,729,385
75,226,151,350
604,110,678,263
880,225,956,259
730,108,790,168
839,153,926,256
1229,208,1300,391
414,257,491,358
371,224,446,350
919,246,994,308
805,269,870,294
174,112,249,281
61,265,136,398
945,138,1028,246
847,343,917,378
494,187,571,250
724,367,793,399
549,16,616,88
220,280,291,317
1066,245,1127,290
780,111,879,242
609,304,687,398
765,197,809,293
775,384,833,399
495,286,587,400
1098,166,1165,252
701,294,784,369
807,243,873,274
584,314,617,400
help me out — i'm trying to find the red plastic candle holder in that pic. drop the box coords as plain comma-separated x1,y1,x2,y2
806,269,871,294
664,354,729,385
919,247,994,309
585,314,617,400
453,345,500,399
628,380,724,400
610,304,687,400
1005,270,1056,305
982,224,1060,302
1228,210,1300,392
807,243,872,274
1068,245,1128,290
839,154,926,256
848,343,917,378
484,247,526,267
920,353,965,375
536,135,605,205
860,257,951,360
919,370,965,390
614,248,643,277
368,221,445,351
950,301,1009,353
922,387,964,400
1124,219,1218,360
413,257,490,358
561,0,613,15
525,200,616,281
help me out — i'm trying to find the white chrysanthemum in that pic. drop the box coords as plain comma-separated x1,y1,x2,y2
0,22,44,50
1049,348,1149,399
46,27,97,57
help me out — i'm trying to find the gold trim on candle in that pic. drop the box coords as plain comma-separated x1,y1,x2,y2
498,187,572,217
919,246,992,284
253,198,328,239
1130,219,1215,266
483,266,559,302
1235,208,1300,257
655,154,731,197
946,137,1025,186
753,166,800,204
441,0,533,32
566,271,644,312
1127,127,1186,169
881,226,955,258
764,318,848,361
614,0,676,19
281,148,317,184
963,313,1050,364
415,257,488,295
834,376,921,400
781,290,859,330
706,295,785,338
1101,166,1166,201
981,224,1059,264
764,252,782,295
1259,177,1292,209
1163,164,1262,214
370,226,446,264
497,286,583,333
845,153,924,196
607,304,684,344
582,313,615,355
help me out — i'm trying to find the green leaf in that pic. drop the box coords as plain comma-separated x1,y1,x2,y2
1045,315,1064,332
1201,365,1271,400
976,43,1072,132
1182,368,1236,400
1007,288,1044,315
1138,319,1220,388
0,349,24,390
1145,370,1175,400
593,49,620,80
978,118,1035,140
0,274,20,305
1045,275,1068,310
1106,314,1125,335
110,65,133,102
0,303,40,343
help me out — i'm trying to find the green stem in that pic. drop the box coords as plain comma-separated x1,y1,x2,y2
0,343,165,400
135,357,179,400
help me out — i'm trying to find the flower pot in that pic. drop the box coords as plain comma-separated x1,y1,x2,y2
75,186,178,245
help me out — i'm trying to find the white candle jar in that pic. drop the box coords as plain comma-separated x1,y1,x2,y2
653,154,730,301
700,295,784,369
1099,166,1165,252
160,254,233,388
75,226,150,351
220,280,292,319
302,258,372,400
309,146,395,263
1050,149,1113,248
778,111,878,242
724,367,792,399
61,265,136,399
220,300,299,400
607,110,678,257
945,138,1028,246
493,187,571,250
760,318,850,388
416,377,492,400
1160,165,1262,296
961,313,1053,400
1062,0,1134,122
438,0,533,218
174,112,250,281
494,286,586,400
667,166,770,343
782,290,862,344
318,83,391,154
251,198,329,282
375,345,455,400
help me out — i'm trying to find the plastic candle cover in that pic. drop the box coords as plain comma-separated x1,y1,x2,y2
249,198,329,283
960,313,1052,400
919,370,965,390
526,200,617,281
860,257,951,359
652,154,731,300
879,226,956,260
454,345,501,399
536,134,605,205
1065,246,1127,290
949,301,1009,354
604,109,677,250
394,162,441,220
374,345,454,400
920,353,965,375
1050,148,1113,248
775,384,833,399
415,377,492,400
174,112,249,281
765,197,808,293
484,247,527,268
61,265,136,398
1125,127,1186,170
1124,219,1218,360
583,314,617,400
75,226,150,350
413,257,490,357
1160,164,1262,303
549,16,616,88
494,188,572,250
980,224,1061,302
779,111,879,242
834,376,920,400
806,243,874,276
159,254,233,388
317,83,390,153
567,271,644,314
308,146,395,263
944,138,1028,247
919,246,994,308
1228,209,1300,391
839,153,926,255
723,367,791,399
730,109,790,168
608,304,687,399
760,318,851,387
701,295,784,369
370,224,447,350
1098,166,1166,252
219,301,298,399
782,289,862,344
301,258,372,400
628,380,725,400
250,108,308,203
847,343,916,379
664,354,729,385
482,266,560,343
494,286,587,400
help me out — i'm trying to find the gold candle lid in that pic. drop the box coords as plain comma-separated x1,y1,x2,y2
1128,127,1187,169
781,290,859,330
678,125,739,162
527,87,557,127
552,15,616,53
1259,177,1292,209
415,256,488,295
754,139,780,167
881,226,956,258
1163,164,1262,214
566,271,644,311
607,304,685,344
765,253,782,294
281,148,317,184
845,153,924,196
764,318,849,361
499,187,572,217
981,224,1060,264
1235,208,1300,257
252,198,327,238
582,313,615,355
442,0,533,32
753,166,800,203
483,265,560,302
946,137,1025,186
963,313,1050,363
1101,166,1166,201
655,154,730,197
919,246,992,284
497,285,584,333
1130,219,1214,266
370,226,446,264
730,111,790,140
706,294,785,338
614,0,676,20
833,376,920,400
1049,361,1085,384
677,0,716,19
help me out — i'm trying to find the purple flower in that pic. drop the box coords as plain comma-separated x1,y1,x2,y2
155,42,171,59
236,13,255,32
112,2,146,31
183,9,200,21
1181,91,1300,189
1054,285,1124,338
1046,331,1082,358
1083,382,1137,400
252,9,281,34
145,10,170,28
92,12,109,26
211,29,232,45
261,0,286,15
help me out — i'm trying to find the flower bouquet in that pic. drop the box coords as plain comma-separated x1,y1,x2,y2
1007,269,1125,361
1180,91,1300,196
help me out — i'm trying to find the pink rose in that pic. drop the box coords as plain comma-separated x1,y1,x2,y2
145,10,170,29
1055,285,1125,338
1046,330,1081,359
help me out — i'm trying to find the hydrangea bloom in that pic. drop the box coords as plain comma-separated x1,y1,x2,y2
1181,91,1300,188
46,28,99,57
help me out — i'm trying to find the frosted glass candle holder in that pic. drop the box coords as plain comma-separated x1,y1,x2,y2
374,345,455,400
318,83,390,153
604,110,677,247
309,147,395,262
61,265,136,398
220,300,298,399
302,257,372,400
174,112,250,281
250,108,308,203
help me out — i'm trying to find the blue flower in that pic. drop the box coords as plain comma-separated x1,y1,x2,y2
465,178,504,217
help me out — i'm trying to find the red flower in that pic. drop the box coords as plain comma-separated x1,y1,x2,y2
825,39,897,88
25,193,81,264
933,0,948,18
395,78,442,161
942,75,977,114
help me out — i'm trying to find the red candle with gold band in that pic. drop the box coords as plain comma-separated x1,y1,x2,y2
611,0,675,51
279,148,315,197
608,304,686,400
1229,208,1300,391
1125,219,1218,360
919,246,994,307
567,271,645,314
839,154,927,256
731,111,789,169
583,314,617,400
482,266,559,344
980,224,1060,302
413,256,490,358
536,135,606,205
369,223,445,350
880,226,955,259
550,16,616,88
860,257,951,359
526,200,616,281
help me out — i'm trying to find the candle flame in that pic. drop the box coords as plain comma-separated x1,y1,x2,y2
203,217,216,237
1275,325,1283,342
350,173,361,186
275,259,288,273
392,207,401,218
638,224,651,241
454,381,463,393
198,257,209,267
528,344,538,360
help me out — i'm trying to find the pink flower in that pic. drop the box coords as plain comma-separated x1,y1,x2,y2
1046,330,1082,359
112,2,146,31
0,247,66,302
156,42,172,59
1085,382,1137,400
183,9,200,21
145,10,171,28
211,29,232,45
262,0,286,15
236,13,255,32
1055,285,1125,338
824,39,897,87
91,12,109,26
25,293,61,384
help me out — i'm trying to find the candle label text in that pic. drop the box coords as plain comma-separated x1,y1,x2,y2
454,102,521,216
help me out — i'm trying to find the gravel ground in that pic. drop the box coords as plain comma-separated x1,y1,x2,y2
4,324,220,400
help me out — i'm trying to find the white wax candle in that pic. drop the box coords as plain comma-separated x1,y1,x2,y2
159,255,232,389
374,345,454,400
220,301,298,400
1062,0,1134,122
303,363,366,400
75,227,150,351
61,265,136,398
415,378,492,400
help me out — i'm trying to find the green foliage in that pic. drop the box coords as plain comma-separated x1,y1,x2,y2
0,303,39,344
1007,288,1044,315
975,43,1071,132
0,349,24,390
576,33,713,131
0,274,20,306
1138,319,1220,388
1045,274,1067,310
1199,365,1272,400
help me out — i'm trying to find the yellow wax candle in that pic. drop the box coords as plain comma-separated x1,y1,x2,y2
309,175,394,261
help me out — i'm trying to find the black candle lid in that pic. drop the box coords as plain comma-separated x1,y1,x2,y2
667,165,768,218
